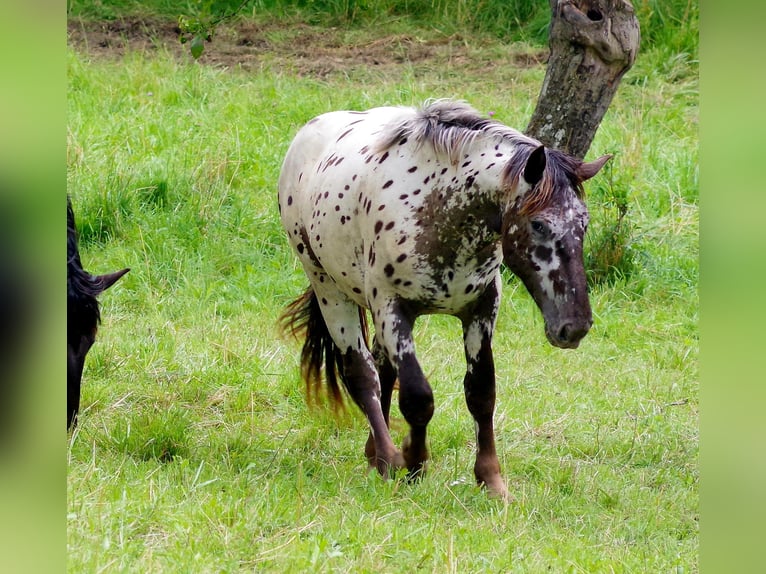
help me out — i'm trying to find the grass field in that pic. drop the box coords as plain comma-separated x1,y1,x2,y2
67,3,698,571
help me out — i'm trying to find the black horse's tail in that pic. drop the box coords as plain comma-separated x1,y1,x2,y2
281,287,363,412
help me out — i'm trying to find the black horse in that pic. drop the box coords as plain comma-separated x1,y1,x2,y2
67,197,128,429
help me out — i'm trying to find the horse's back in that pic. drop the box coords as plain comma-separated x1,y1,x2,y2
280,106,410,176
278,107,418,302
277,103,504,312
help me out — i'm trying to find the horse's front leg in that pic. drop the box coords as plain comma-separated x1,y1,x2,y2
460,278,509,500
373,298,434,479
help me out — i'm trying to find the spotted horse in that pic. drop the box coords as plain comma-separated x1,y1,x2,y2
278,100,611,499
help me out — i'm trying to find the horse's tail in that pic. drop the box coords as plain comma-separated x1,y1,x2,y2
280,287,359,412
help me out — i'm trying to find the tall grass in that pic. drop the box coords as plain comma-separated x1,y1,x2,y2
67,5,697,572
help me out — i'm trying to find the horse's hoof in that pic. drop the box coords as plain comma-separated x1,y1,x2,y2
369,449,406,478
406,463,427,482
401,435,429,472
391,449,406,470
483,479,514,502
489,486,514,503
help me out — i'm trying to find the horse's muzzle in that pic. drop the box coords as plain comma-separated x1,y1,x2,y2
546,319,592,349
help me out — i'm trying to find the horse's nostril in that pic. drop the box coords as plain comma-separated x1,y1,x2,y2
558,324,571,342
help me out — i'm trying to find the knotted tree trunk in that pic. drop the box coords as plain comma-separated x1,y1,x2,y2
526,0,640,159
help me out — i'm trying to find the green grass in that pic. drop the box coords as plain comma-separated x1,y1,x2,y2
68,0,699,53
67,8,697,572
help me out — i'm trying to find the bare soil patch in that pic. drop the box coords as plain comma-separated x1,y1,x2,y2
67,17,547,78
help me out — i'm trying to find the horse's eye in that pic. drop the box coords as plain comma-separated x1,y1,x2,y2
530,220,547,235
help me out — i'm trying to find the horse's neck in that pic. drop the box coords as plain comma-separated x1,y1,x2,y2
458,137,521,208
408,138,520,249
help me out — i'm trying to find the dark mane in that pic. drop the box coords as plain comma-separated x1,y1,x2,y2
503,147,587,216
68,197,101,339
376,100,536,162
377,100,586,215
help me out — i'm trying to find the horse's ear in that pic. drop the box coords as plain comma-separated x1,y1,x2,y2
523,145,546,186
94,268,130,294
577,154,612,182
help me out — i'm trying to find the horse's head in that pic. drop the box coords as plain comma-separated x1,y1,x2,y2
502,145,611,349
67,197,129,428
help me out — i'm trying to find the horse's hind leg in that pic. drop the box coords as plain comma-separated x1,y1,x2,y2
343,346,405,476
311,284,404,476
459,278,509,500
365,337,397,470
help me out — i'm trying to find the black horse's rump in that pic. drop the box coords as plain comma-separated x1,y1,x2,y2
67,197,128,429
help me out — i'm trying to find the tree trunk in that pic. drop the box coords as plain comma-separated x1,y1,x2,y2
526,0,640,159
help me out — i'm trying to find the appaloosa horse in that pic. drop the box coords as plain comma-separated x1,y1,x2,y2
67,197,129,429
278,100,610,499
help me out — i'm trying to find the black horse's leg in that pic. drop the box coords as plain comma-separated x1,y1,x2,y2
67,338,91,430
459,278,509,500
372,298,433,478
364,336,397,469
67,349,82,429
